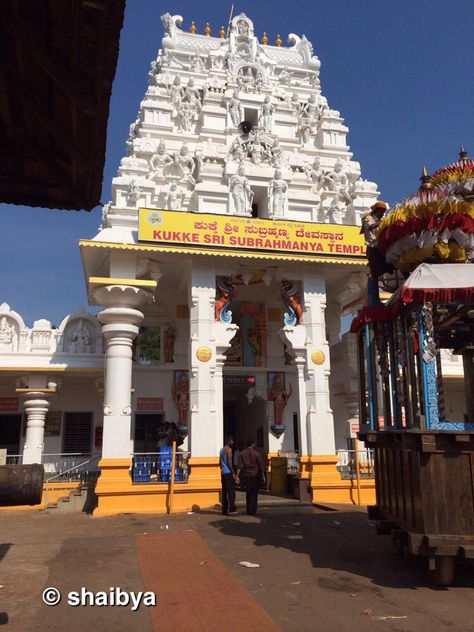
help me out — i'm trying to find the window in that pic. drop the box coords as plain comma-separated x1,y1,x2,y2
243,107,258,128
137,326,161,363
62,412,93,454
45,411,62,437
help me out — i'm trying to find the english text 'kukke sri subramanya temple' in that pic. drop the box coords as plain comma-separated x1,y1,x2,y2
0,13,466,513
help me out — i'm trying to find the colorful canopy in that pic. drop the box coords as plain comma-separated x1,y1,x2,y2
376,151,474,272
350,263,474,332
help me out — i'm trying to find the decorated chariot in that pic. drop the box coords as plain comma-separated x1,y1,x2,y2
352,149,474,585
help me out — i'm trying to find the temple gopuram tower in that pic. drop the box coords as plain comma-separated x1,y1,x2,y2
81,13,380,514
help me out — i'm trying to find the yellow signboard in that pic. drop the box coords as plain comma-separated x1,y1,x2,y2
138,208,366,259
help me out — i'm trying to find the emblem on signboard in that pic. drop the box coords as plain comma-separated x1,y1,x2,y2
147,211,162,225
196,346,212,362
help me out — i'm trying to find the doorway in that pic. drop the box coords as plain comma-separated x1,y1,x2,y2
223,401,236,441
0,414,22,454
223,384,267,451
134,413,165,452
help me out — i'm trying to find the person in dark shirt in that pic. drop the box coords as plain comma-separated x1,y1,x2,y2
236,438,266,515
220,435,239,515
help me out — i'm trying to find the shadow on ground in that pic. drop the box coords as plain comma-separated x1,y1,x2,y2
208,508,474,590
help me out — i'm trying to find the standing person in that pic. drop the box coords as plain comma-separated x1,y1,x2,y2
360,200,393,303
220,435,239,516
167,421,179,446
237,439,266,516
233,441,244,490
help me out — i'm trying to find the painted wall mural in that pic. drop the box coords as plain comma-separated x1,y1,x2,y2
225,300,266,367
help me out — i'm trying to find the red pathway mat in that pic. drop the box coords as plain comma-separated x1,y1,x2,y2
136,529,281,632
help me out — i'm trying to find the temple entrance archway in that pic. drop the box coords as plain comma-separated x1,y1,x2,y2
223,382,267,452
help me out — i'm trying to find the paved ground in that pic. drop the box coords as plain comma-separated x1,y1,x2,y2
0,499,473,631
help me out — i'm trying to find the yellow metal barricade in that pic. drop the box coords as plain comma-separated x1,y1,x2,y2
270,457,288,494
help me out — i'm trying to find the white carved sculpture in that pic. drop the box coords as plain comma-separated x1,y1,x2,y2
177,99,194,132
191,54,205,73
251,135,265,165
237,66,255,93
126,180,141,206
229,164,253,215
165,183,182,210
289,93,302,116
259,96,274,133
268,168,288,218
305,156,324,191
270,139,284,166
323,159,352,204
172,143,195,184
168,75,182,107
126,115,140,152
183,78,201,114
298,121,312,145
0,317,16,351
69,320,91,353
327,197,345,224
150,141,173,182
160,12,181,38
303,93,322,124
227,90,243,127
228,136,245,162
147,60,158,86
237,17,249,36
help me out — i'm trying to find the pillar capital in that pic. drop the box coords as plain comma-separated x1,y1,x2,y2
93,284,154,309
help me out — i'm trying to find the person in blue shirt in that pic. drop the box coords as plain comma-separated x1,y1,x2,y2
220,435,239,516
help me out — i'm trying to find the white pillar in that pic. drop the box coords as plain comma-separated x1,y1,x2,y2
22,392,50,464
188,263,219,457
100,311,142,458
303,273,335,455
294,357,309,455
214,321,238,442
280,324,308,456
94,285,154,459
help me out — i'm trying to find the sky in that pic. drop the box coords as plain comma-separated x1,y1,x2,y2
1,0,473,326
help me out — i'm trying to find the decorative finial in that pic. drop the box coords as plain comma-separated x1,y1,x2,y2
203,22,211,36
275,33,282,47
419,166,433,191
261,32,268,45
459,145,468,160
189,21,196,34
219,25,225,38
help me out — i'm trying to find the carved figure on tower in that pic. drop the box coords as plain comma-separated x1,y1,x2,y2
268,168,288,217
305,156,324,191
229,164,253,215
168,75,183,107
0,317,16,351
150,141,173,182
259,96,274,133
226,90,243,128
164,183,182,210
126,180,141,206
270,139,284,167
323,159,352,204
172,143,195,184
183,78,201,114
228,136,245,162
